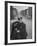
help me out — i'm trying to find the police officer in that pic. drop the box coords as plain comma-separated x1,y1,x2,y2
10,17,27,40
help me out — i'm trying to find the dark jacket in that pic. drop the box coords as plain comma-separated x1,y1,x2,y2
10,21,27,40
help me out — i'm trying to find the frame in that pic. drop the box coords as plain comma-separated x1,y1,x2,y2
5,1,36,45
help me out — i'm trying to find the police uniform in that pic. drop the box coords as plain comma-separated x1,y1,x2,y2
10,21,27,40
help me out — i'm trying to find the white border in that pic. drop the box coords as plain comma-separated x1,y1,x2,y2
8,3,35,43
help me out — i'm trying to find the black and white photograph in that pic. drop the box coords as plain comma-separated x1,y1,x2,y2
10,6,32,40
5,1,36,45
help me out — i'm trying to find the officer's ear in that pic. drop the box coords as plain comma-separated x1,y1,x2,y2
20,17,22,20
